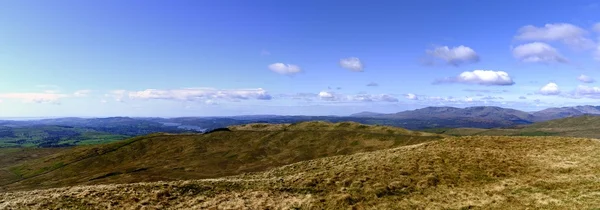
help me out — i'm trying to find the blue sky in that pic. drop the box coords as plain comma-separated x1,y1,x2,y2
1,0,600,117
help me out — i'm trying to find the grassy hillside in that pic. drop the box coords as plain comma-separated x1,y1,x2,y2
2,136,599,209
525,115,600,130
0,121,445,191
0,148,68,187
422,115,600,139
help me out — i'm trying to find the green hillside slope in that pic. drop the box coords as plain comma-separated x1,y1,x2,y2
1,121,444,191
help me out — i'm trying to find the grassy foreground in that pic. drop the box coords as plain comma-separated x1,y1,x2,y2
1,136,600,209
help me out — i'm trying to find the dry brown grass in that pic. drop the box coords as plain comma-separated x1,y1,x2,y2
1,122,444,192
2,136,600,209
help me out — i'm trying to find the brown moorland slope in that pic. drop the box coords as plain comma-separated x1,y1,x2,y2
0,121,444,191
1,136,599,209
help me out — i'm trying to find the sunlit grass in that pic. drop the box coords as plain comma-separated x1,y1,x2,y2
2,136,600,209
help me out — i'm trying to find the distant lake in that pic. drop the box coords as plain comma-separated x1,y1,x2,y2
159,122,206,132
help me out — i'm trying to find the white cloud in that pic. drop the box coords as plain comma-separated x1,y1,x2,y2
463,89,509,93
128,88,272,101
73,89,92,97
317,91,398,102
268,63,302,75
538,82,560,95
434,70,515,86
379,95,398,102
577,74,595,83
422,96,483,103
512,42,567,63
481,96,504,100
0,92,67,104
349,94,398,102
425,45,480,66
519,96,527,99
515,23,595,49
339,57,364,72
107,90,127,102
405,93,418,100
277,93,318,101
318,91,336,101
574,85,600,98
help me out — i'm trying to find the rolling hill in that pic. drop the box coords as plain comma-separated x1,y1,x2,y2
2,136,600,209
6,105,600,149
352,106,534,121
422,115,600,139
531,105,600,121
352,105,600,125
0,121,445,191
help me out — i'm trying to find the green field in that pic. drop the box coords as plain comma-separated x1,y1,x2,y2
0,126,129,148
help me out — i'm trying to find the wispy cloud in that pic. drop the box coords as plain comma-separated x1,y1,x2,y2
512,42,567,63
128,88,272,101
424,45,480,66
339,57,364,72
260,49,271,56
515,23,595,50
318,91,398,102
463,89,509,93
366,82,379,87
573,85,600,98
106,90,127,102
268,63,302,75
73,89,92,97
577,74,595,83
0,92,67,104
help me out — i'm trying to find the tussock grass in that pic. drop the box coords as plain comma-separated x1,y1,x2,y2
2,136,600,209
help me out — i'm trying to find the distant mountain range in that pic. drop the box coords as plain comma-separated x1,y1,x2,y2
4,105,600,148
351,105,600,123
